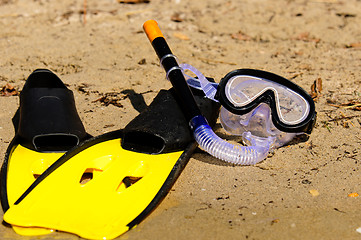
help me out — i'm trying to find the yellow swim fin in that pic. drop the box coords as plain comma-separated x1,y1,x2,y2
0,69,90,235
4,87,219,239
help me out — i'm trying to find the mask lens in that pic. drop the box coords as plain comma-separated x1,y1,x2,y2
277,85,309,124
225,75,310,125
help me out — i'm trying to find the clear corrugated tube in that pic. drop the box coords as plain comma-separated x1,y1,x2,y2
190,116,272,165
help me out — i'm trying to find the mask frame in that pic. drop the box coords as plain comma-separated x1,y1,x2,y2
216,69,316,134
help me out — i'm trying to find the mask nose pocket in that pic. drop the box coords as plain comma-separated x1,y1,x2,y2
246,103,273,138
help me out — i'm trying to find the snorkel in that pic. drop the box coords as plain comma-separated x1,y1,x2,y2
143,20,316,165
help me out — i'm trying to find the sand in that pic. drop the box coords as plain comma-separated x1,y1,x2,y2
0,0,361,239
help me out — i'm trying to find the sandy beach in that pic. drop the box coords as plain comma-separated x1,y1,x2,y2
0,0,361,239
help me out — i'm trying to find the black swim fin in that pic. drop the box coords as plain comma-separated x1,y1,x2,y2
0,69,90,235
3,84,219,239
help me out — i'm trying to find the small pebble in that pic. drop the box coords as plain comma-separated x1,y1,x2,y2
356,227,361,234
302,179,312,184
348,192,359,197
309,189,319,197
271,219,280,224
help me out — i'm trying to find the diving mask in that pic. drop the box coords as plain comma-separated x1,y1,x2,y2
217,69,316,134
182,64,316,164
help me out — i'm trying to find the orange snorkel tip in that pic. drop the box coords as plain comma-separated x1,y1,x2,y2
143,20,164,43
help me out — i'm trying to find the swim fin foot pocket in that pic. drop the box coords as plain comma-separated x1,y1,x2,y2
122,87,219,154
2,78,219,239
17,69,89,152
1,69,90,235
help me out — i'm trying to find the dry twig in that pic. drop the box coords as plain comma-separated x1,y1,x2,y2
0,83,19,96
310,78,322,101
